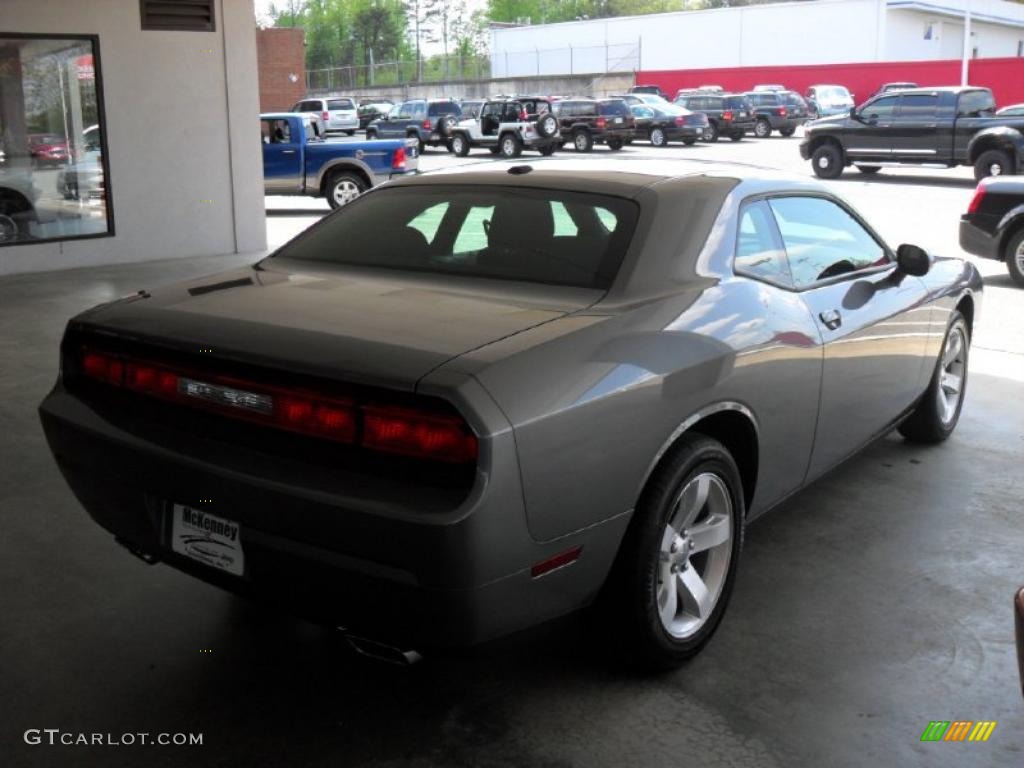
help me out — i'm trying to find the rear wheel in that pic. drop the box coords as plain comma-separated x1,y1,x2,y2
974,149,1013,181
811,143,844,179
573,129,594,153
325,170,367,210
856,165,881,175
607,137,624,151
729,131,743,142
649,127,667,147
1004,228,1024,287
703,122,719,142
450,133,470,157
602,435,744,670
538,143,557,156
499,132,523,158
898,312,969,443
682,137,697,146
754,118,771,138
779,127,796,137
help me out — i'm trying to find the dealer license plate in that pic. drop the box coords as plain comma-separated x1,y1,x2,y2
170,504,245,576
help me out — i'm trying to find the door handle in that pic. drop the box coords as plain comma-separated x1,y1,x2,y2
281,149,296,154
819,309,842,330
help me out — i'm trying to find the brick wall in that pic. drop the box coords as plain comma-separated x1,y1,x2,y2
256,27,306,112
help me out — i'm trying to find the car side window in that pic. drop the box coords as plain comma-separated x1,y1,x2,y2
261,119,291,144
408,203,448,242
861,96,898,119
896,94,938,119
768,197,889,287
957,90,995,117
734,201,792,287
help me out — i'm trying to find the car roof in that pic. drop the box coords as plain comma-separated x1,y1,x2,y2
388,157,829,198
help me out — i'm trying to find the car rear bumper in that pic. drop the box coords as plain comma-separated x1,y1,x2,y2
38,382,628,650
959,216,1000,260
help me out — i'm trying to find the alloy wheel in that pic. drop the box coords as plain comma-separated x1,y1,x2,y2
655,472,734,639
1015,237,1024,276
990,162,1004,176
332,179,362,207
0,213,17,243
936,325,967,425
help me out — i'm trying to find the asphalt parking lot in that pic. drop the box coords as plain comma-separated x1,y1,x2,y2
3,133,1023,767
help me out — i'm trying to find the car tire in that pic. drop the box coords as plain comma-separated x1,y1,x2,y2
974,149,1013,181
649,127,667,147
365,130,377,140
898,311,970,443
573,129,594,153
682,137,697,146
607,137,624,151
489,146,502,155
1004,228,1024,287
450,133,470,157
811,143,844,179
779,127,796,137
855,165,882,174
408,133,425,155
539,143,557,156
754,118,772,138
440,116,457,137
601,434,744,670
344,130,355,136
537,114,558,138
324,170,367,210
499,132,523,158
703,122,719,142
729,132,743,142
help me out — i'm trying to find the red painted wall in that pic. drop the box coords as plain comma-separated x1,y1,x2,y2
638,57,1024,107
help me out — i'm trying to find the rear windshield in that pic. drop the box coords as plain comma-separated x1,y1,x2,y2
428,101,461,116
328,98,354,110
599,100,631,117
274,186,640,290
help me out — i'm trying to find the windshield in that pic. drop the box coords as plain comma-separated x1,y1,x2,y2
817,87,851,102
273,186,640,290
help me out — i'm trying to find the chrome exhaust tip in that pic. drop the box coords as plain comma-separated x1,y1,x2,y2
343,633,422,666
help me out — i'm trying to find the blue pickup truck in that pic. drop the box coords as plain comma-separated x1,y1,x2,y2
261,112,418,209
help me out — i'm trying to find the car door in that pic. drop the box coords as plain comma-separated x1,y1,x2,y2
379,103,405,138
260,118,302,194
768,195,931,478
889,93,940,160
845,94,899,161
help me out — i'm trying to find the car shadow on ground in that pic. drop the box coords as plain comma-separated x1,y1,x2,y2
981,272,1020,289
833,173,977,190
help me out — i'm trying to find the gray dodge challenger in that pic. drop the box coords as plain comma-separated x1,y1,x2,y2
39,159,981,668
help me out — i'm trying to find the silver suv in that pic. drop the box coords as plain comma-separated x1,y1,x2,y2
290,96,359,135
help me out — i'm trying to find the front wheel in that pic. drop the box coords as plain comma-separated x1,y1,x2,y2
811,143,844,179
601,435,744,669
702,122,719,143
1004,228,1024,287
325,170,367,210
898,312,970,443
573,130,594,152
754,118,771,138
649,127,667,147
499,133,523,158
974,149,1013,181
450,133,470,157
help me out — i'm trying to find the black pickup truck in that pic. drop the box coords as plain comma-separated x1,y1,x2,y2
800,87,1024,181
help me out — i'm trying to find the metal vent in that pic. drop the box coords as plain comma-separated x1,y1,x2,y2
140,0,216,32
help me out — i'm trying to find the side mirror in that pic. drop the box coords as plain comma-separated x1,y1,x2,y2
896,244,932,276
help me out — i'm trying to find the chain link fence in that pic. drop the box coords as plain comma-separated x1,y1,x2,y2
306,41,640,94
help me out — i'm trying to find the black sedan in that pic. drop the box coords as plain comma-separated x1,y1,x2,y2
39,159,981,668
629,103,707,147
960,175,1024,286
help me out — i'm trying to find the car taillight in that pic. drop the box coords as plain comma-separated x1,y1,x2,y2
520,108,528,121
423,118,432,130
966,186,986,214
777,106,787,117
723,110,733,121
78,347,476,462
392,146,406,169
674,116,684,126
322,111,329,121
596,116,607,129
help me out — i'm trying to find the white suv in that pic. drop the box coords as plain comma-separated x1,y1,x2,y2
449,98,561,158
290,96,359,135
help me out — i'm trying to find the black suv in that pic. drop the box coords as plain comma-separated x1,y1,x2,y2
674,93,754,142
366,98,462,152
743,91,807,138
553,98,636,152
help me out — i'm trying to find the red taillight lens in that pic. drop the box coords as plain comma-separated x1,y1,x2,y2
967,186,986,214
778,106,787,117
392,146,406,169
322,111,329,121
363,406,477,463
79,347,475,462
674,116,684,126
596,116,607,129
423,118,432,130
723,110,733,121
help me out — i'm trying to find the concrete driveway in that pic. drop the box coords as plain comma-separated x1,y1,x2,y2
2,139,1022,767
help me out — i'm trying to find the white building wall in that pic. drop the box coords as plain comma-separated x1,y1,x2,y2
491,0,1024,78
1,0,266,277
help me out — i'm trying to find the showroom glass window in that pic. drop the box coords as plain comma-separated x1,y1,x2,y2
0,34,111,246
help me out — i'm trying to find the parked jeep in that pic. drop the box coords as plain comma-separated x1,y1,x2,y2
552,98,635,152
449,98,560,158
365,99,461,153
